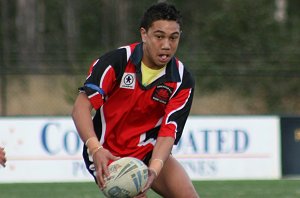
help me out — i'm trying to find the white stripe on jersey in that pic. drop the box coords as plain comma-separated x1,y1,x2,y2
165,61,190,139
88,92,99,99
98,45,132,145
170,60,184,99
166,88,193,140
86,59,99,80
99,65,113,88
119,45,132,62
138,133,156,147
100,106,106,145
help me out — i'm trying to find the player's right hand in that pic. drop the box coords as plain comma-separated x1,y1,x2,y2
92,147,120,189
135,168,157,198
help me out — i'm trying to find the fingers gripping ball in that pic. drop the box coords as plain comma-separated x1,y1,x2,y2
102,157,148,198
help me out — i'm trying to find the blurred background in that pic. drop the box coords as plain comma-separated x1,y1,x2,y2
1,2,300,195
0,0,299,116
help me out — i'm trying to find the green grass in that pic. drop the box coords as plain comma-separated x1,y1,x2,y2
1,180,300,198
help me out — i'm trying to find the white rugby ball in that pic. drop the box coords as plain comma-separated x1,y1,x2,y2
102,157,148,198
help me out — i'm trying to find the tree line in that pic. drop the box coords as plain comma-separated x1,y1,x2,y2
0,0,299,113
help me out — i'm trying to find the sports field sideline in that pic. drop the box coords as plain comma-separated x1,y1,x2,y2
1,179,300,198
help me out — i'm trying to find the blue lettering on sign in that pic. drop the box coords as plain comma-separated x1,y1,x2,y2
217,129,249,153
41,123,60,154
63,130,81,155
234,129,249,153
174,128,250,154
188,131,197,153
203,130,210,152
41,122,82,155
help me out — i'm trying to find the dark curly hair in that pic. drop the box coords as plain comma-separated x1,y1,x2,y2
140,2,182,31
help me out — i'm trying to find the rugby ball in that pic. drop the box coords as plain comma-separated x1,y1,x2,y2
102,157,148,198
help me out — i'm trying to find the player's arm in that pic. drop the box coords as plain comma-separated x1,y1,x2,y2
137,136,174,197
149,136,174,175
72,93,119,189
72,93,95,143
74,52,119,144
72,48,128,189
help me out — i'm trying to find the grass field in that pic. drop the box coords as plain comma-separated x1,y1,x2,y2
1,180,300,198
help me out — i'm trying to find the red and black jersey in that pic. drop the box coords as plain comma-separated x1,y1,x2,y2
80,42,194,161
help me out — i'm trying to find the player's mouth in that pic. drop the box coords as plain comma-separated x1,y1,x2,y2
158,54,170,63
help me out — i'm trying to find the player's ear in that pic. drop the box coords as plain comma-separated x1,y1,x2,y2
140,28,147,43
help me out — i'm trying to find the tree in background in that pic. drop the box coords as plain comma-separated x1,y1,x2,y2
0,0,299,114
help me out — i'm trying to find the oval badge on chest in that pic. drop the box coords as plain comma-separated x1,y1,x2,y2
152,84,174,104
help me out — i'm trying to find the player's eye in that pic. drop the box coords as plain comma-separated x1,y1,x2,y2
170,35,179,41
155,35,164,40
170,36,177,41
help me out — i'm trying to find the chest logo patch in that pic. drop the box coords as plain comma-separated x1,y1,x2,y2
120,73,136,89
152,84,174,104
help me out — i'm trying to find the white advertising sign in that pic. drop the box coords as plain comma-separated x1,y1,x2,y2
0,116,281,182
0,117,91,183
173,116,281,180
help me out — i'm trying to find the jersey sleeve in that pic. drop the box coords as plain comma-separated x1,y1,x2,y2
79,48,127,110
158,70,195,145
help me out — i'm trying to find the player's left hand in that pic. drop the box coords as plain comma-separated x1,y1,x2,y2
134,168,157,198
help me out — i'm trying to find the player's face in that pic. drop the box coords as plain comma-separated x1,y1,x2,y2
141,20,181,69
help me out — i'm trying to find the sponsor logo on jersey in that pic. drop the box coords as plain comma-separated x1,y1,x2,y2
152,84,173,104
120,73,136,89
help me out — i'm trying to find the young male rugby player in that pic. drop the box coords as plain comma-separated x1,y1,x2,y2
72,2,199,197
